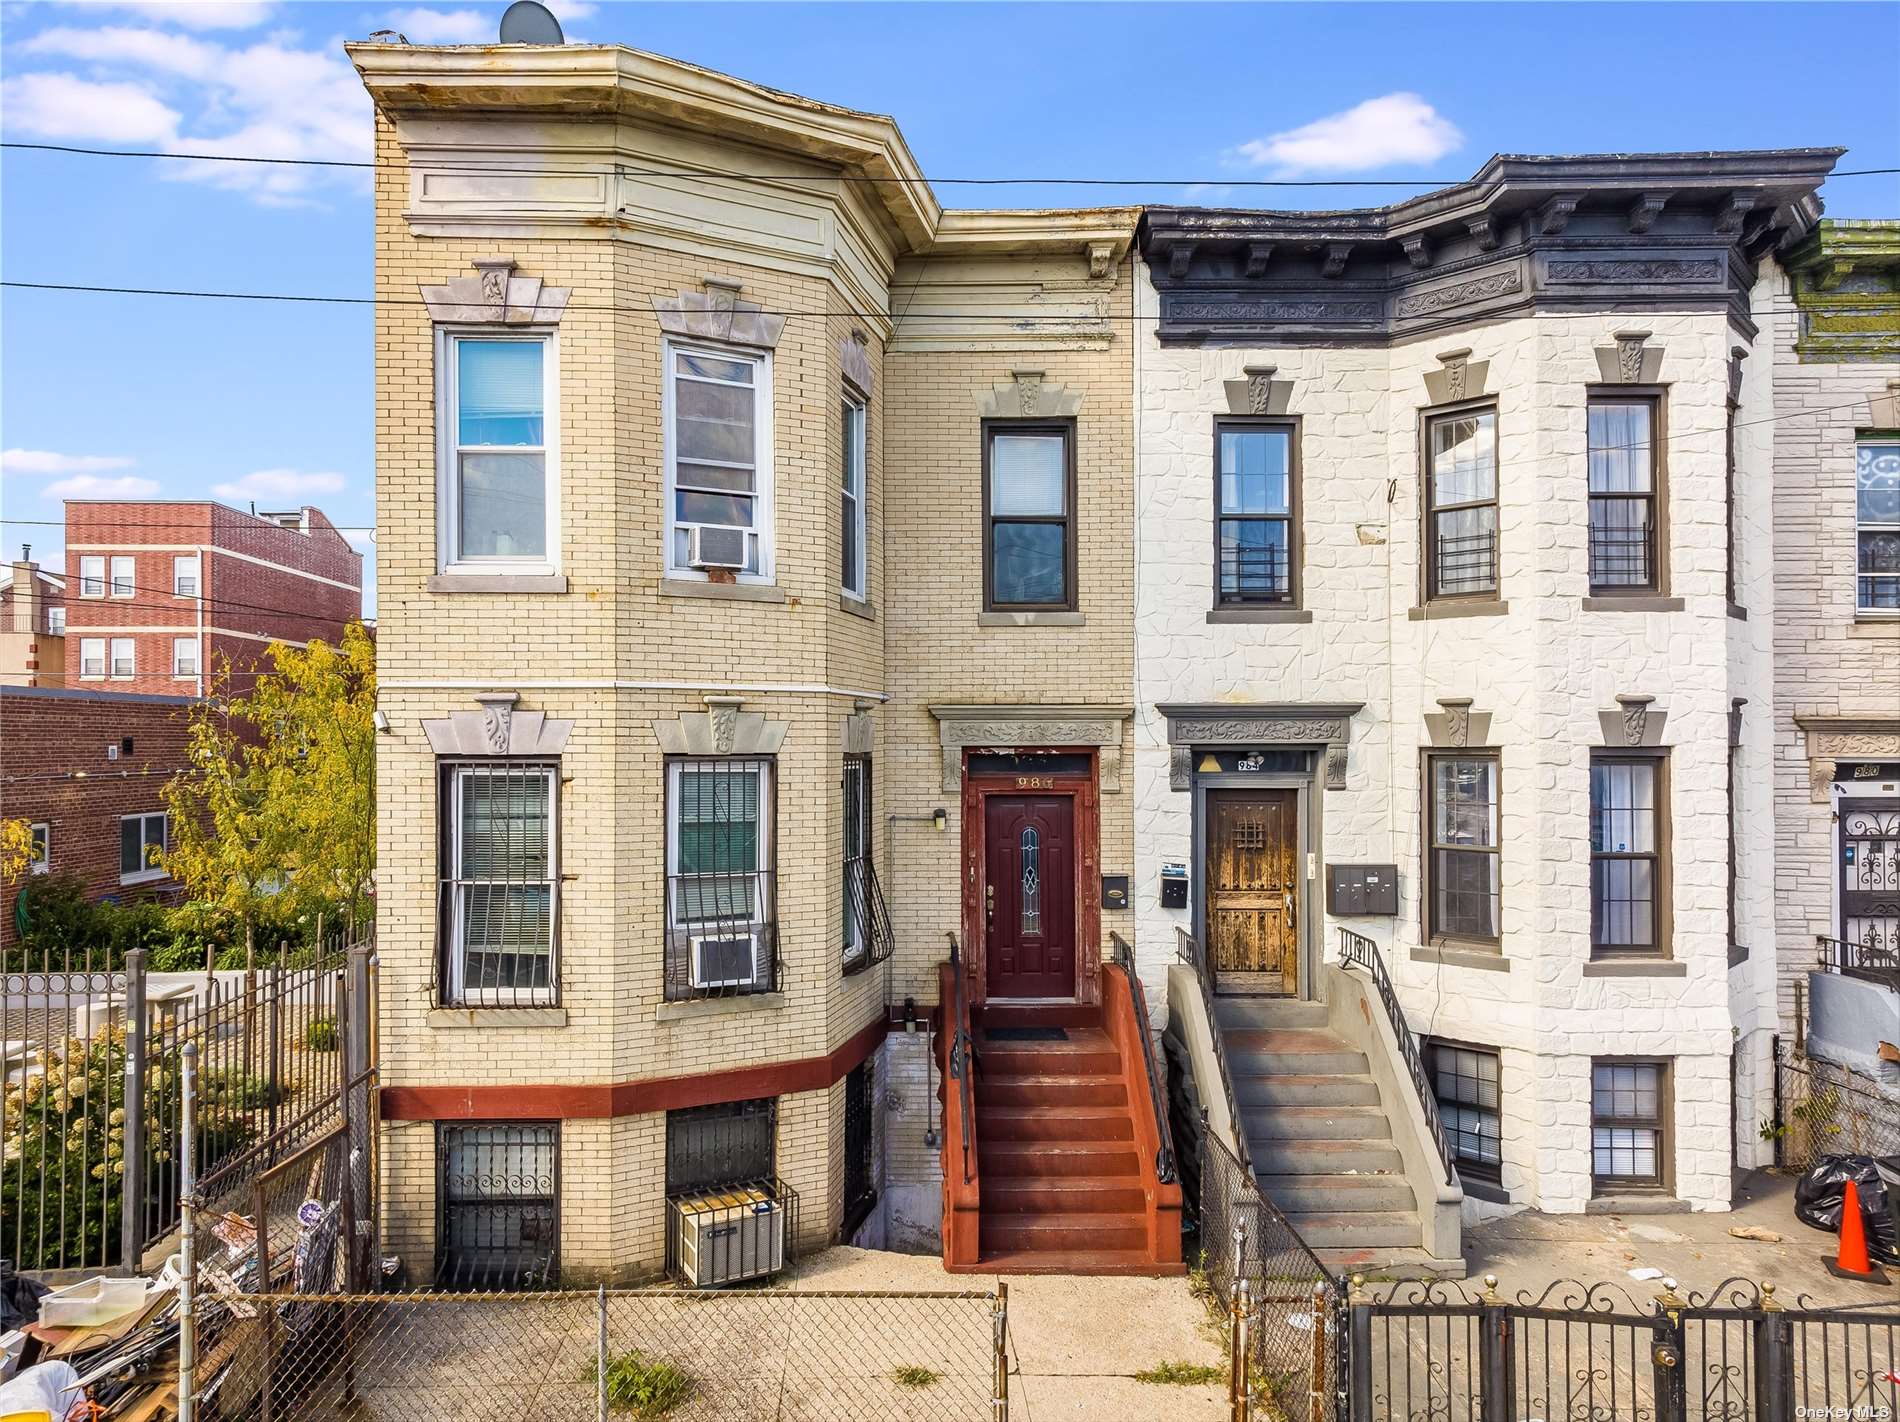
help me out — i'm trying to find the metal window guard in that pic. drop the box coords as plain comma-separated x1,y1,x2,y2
1109,932,1176,1185
1433,528,1498,595
1337,927,1457,1184
842,855,894,977
663,869,780,1000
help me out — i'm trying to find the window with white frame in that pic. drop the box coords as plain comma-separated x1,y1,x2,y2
1858,439,1900,614
174,555,201,597
120,811,168,884
109,638,135,678
441,763,558,1007
842,397,867,600
441,333,555,571
173,636,199,678
47,605,65,635
79,638,105,678
665,757,776,997
666,345,770,579
29,823,50,875
79,557,105,598
110,556,134,598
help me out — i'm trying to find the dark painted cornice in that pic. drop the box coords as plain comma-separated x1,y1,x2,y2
1140,148,1843,346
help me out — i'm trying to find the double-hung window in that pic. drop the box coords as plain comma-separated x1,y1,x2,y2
666,345,770,579
46,605,65,635
984,423,1075,611
120,811,167,884
1587,395,1662,593
172,636,199,679
1592,1060,1668,1192
666,758,776,997
1424,406,1499,599
441,333,556,572
1425,753,1501,945
110,556,135,599
79,638,105,679
1857,439,1900,614
842,398,867,600
442,763,557,1006
109,638,135,679
1590,754,1665,957
1215,420,1297,607
1428,1041,1502,1187
79,557,105,598
174,555,200,598
29,823,50,875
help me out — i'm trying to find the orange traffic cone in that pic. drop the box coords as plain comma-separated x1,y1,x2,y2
1825,1178,1889,1283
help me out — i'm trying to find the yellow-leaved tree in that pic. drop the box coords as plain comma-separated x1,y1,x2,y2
0,818,35,883
163,622,376,935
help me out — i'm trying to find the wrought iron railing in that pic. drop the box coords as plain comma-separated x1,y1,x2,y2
663,869,779,1000
842,854,894,977
1176,927,1253,1175
1587,512,1655,589
1109,932,1176,1185
945,931,975,1185
1337,928,1455,1185
1818,933,1900,991
1218,544,1291,604
1432,528,1497,596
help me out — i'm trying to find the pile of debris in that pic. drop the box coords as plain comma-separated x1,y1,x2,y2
0,1261,181,1420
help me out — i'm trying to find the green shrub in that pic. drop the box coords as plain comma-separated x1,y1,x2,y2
306,1018,339,1052
1134,1360,1226,1386
602,1351,694,1417
892,1365,940,1389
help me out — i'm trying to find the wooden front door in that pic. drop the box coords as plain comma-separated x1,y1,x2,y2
984,795,1077,998
1206,789,1300,995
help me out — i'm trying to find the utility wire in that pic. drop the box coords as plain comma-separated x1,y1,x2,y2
12,141,1895,185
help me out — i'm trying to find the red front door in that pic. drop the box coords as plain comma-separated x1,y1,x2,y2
984,795,1077,999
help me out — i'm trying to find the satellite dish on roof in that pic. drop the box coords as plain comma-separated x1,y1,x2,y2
499,0,564,44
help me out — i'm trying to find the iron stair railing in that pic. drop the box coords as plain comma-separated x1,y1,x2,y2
1338,927,1456,1184
945,931,975,1184
1109,932,1176,1185
1176,927,1254,1175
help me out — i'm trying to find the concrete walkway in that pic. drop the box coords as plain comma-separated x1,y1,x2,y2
784,1246,1229,1420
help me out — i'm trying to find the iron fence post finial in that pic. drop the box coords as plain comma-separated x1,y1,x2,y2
1479,1272,1503,1307
1759,1279,1781,1312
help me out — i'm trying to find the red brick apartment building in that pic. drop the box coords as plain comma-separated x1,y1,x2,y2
0,685,194,949
63,501,363,695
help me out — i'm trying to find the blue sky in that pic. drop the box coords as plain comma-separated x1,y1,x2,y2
4,0,1898,617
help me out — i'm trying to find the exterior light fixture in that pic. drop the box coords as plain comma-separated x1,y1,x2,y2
931,807,947,832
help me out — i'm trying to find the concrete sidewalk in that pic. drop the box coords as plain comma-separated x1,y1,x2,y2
784,1246,1229,1420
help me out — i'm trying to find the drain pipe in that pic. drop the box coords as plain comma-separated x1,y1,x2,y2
888,809,948,1153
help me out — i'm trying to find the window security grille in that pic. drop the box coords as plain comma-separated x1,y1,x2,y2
666,757,777,999
666,1098,777,1197
440,762,557,1007
842,1058,876,1236
842,756,893,975
436,1123,558,1289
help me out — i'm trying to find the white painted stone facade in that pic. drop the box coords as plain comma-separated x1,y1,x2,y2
1132,260,1777,1214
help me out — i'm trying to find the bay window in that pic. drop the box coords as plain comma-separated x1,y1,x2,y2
1590,753,1666,957
842,397,867,600
666,345,770,579
440,333,556,573
1425,406,1499,599
1587,395,1662,593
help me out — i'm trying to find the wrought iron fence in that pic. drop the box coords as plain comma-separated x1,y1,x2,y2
1587,506,1656,589
186,1285,1011,1421
1818,932,1900,991
1337,928,1456,1184
1774,1044,1900,1168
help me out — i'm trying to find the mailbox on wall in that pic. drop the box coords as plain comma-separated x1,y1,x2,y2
1327,864,1399,916
1159,863,1189,909
1102,875,1130,911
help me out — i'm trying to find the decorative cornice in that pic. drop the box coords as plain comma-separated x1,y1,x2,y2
1156,702,1363,790
1786,220,1900,364
929,703,1132,793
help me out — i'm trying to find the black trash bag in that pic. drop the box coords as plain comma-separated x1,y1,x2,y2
0,1259,49,1331
1793,1154,1900,1264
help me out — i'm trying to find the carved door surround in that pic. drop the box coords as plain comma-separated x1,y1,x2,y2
928,704,1131,794
1157,702,1363,791
1795,715,1900,804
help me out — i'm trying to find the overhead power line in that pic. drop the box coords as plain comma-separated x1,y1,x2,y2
12,141,1893,186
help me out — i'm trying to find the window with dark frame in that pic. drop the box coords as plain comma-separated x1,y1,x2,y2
1214,420,1296,606
1425,753,1501,944
1591,1060,1668,1191
1428,1040,1501,1185
1425,406,1499,600
440,762,558,1006
1587,395,1661,592
842,397,867,600
665,757,777,998
436,1122,559,1290
984,422,1074,611
1728,740,1743,958
842,1058,876,1236
665,1098,777,1196
1857,439,1900,614
1590,754,1663,957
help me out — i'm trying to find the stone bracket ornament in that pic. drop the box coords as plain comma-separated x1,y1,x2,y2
1424,348,1491,405
1627,192,1672,234
652,276,786,350
1727,344,1748,403
841,708,875,756
1467,215,1501,252
1598,695,1666,748
421,258,571,325
1538,193,1583,235
1595,330,1664,384
652,697,788,758
1159,703,1362,791
423,691,574,757
1223,365,1294,416
1402,234,1432,270
1168,243,1196,280
929,704,1131,794
1087,242,1116,280
1321,244,1352,278
1426,697,1493,750
1245,243,1275,279
975,372,1084,419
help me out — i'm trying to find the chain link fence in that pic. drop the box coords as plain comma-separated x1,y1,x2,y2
1775,1045,1900,1168
192,1286,1007,1421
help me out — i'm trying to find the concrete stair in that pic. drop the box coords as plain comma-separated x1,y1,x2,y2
1215,996,1426,1260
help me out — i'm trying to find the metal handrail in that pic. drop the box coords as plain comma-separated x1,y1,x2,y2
1176,927,1253,1175
1338,928,1456,1184
1109,932,1176,1185
1817,933,1900,991
945,931,975,1185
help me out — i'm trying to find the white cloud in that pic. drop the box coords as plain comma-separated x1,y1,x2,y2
1232,93,1462,175
210,468,347,501
1,449,137,476
44,473,163,499
385,7,492,44
60,3,277,30
24,24,223,78
1,71,181,143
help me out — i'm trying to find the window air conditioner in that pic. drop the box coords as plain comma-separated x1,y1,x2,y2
690,933,760,990
675,1187,785,1286
685,525,747,571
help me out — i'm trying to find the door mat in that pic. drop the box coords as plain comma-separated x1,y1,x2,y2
985,1027,1068,1042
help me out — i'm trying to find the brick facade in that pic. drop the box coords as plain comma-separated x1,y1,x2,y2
0,561,66,689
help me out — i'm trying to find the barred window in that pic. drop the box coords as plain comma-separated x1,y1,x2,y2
666,758,777,998
436,1122,558,1290
666,1098,777,1196
1426,407,1499,599
441,763,557,1006
1426,753,1500,944
1858,440,1900,614
1592,1060,1667,1190
843,1058,876,1235
1587,397,1661,592
1429,1041,1501,1184
843,754,870,967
